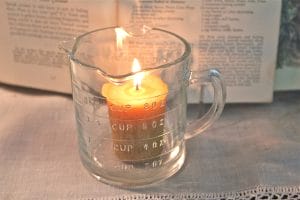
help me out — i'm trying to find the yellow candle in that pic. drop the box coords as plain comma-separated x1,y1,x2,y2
102,59,168,161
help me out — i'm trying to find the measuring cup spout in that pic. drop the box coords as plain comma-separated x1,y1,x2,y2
121,24,153,36
58,38,75,54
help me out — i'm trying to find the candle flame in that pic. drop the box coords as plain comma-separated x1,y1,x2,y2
115,27,130,49
132,58,144,90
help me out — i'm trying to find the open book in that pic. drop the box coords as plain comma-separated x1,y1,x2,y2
0,0,117,93
0,0,282,103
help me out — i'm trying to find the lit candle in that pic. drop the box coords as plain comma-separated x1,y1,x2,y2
102,58,168,161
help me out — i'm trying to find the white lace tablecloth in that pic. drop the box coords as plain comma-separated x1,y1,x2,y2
0,84,300,199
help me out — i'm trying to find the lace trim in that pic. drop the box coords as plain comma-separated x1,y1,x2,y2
98,185,300,200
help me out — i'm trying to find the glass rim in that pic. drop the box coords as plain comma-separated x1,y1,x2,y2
69,26,191,82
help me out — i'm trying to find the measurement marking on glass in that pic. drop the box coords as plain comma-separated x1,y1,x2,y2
100,129,178,141
111,144,182,163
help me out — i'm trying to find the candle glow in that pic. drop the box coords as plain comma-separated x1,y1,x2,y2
101,60,168,161
115,27,130,49
131,58,144,90
101,29,169,161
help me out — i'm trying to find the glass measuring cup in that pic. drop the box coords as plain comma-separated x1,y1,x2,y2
60,25,226,187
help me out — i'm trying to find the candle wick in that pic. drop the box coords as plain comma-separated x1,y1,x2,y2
136,84,139,91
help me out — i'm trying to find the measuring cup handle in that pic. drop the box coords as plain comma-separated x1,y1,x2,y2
184,69,226,140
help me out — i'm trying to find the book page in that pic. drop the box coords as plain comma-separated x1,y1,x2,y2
118,0,282,103
0,0,117,93
274,0,300,91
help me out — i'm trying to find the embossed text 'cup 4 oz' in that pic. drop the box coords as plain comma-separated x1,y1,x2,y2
60,25,226,187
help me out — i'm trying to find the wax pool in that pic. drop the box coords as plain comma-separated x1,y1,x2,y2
102,75,168,161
